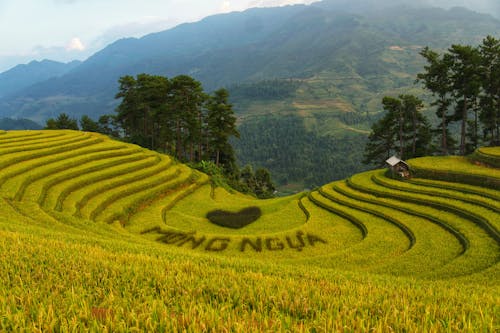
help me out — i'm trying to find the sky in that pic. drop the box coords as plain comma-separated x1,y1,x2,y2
0,0,498,73
0,0,316,72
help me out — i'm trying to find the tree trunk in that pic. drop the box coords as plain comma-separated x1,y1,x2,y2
460,96,467,155
176,119,182,160
216,150,220,167
412,108,417,157
399,105,404,158
496,99,500,145
474,107,478,151
198,113,203,162
441,98,448,155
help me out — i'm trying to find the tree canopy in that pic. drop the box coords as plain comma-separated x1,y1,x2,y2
365,36,500,167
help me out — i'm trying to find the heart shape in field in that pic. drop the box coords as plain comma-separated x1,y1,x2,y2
206,206,262,229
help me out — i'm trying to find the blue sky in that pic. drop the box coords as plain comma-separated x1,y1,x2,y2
0,0,315,72
0,0,498,72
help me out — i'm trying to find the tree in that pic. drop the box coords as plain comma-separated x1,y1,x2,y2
114,74,169,150
363,95,433,167
168,75,205,161
206,88,240,168
235,164,275,198
382,97,404,158
448,44,482,155
80,115,101,133
45,113,79,130
254,168,276,198
479,35,500,145
417,47,455,155
363,106,397,167
98,115,120,138
399,94,433,157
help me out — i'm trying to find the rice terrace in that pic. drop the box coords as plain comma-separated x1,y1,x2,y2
0,129,498,331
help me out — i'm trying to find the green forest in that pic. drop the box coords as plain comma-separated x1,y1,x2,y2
364,36,500,166
234,115,368,190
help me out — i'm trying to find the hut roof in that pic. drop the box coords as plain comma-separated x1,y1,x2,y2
386,156,410,168
386,156,402,167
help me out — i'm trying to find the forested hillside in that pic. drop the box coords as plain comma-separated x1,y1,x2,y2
1,0,499,189
234,115,368,190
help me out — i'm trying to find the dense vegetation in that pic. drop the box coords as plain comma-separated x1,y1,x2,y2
418,36,500,154
363,95,432,166
0,130,498,330
234,115,369,189
364,36,500,167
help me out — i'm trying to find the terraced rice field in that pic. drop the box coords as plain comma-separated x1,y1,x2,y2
0,130,498,331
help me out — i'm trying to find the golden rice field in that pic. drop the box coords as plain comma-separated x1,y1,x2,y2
0,130,498,331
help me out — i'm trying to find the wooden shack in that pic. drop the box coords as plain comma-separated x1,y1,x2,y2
385,156,410,178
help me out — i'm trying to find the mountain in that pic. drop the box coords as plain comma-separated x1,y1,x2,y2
0,59,81,99
1,2,498,122
0,117,42,130
0,0,499,189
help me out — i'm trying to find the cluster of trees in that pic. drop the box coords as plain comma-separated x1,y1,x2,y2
364,36,500,166
114,74,239,168
235,115,369,189
45,74,276,198
363,95,433,166
418,36,500,155
45,113,118,137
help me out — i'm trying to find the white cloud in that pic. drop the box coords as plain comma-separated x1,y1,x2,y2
247,0,315,8
221,1,231,12
66,37,85,51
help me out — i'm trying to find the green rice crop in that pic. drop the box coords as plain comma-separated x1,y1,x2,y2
353,170,500,243
478,146,500,157
14,147,144,202
373,172,500,212
55,155,158,212
407,177,500,201
348,171,499,278
317,183,465,277
75,155,173,219
472,146,500,167
409,156,500,189
0,130,498,331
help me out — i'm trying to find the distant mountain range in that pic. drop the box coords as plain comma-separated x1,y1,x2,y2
0,59,81,100
0,0,499,123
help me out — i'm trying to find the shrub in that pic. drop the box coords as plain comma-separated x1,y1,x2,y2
206,206,262,229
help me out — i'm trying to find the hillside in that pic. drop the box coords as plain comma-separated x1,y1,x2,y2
0,130,498,330
2,5,498,121
0,59,81,99
1,2,499,189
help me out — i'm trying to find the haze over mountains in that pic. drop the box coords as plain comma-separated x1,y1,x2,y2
1,0,498,122
0,60,81,99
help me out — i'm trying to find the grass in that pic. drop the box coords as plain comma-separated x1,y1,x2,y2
472,146,500,167
0,130,498,331
409,155,500,189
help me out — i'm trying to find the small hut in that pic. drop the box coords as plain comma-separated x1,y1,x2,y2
385,156,410,178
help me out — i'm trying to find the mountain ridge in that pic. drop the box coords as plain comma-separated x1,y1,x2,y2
0,59,81,99
1,3,498,122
